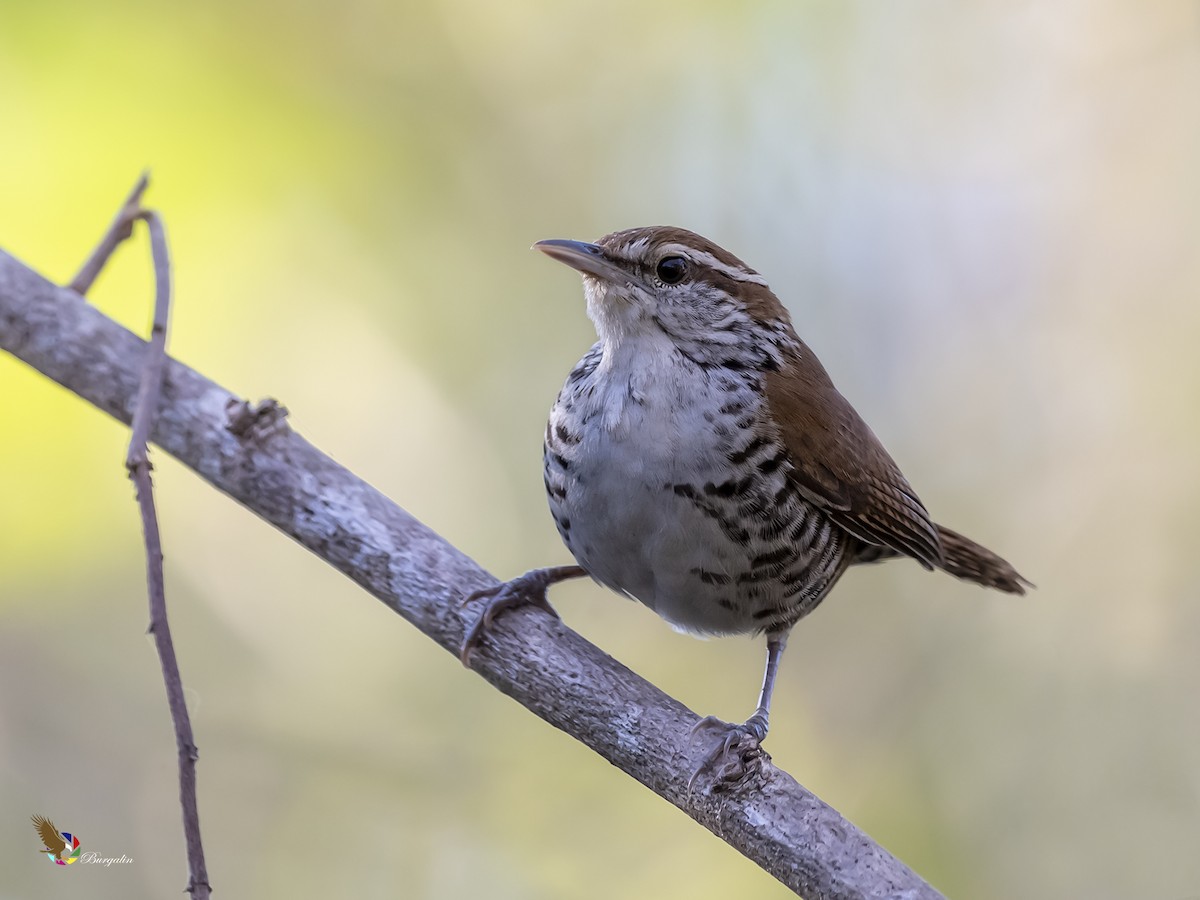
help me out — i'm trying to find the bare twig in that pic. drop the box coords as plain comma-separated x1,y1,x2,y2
67,172,150,296
0,244,944,900
67,180,211,899
125,209,172,468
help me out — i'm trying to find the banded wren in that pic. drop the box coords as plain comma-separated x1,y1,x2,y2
462,226,1028,785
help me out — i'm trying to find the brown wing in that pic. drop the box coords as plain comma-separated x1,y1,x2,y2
32,815,66,855
765,343,944,568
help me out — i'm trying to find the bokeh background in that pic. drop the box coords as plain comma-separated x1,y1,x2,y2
3,1,1199,898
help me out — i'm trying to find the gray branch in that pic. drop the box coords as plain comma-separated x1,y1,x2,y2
0,246,944,900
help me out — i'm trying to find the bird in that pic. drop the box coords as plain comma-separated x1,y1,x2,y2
460,225,1028,785
32,815,70,860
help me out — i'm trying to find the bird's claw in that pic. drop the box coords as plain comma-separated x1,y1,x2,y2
459,572,561,666
687,713,770,791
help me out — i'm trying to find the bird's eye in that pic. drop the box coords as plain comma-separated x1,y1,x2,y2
655,256,688,285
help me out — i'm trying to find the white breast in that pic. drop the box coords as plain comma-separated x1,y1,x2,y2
545,334,769,635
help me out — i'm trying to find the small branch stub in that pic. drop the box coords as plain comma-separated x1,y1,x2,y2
67,172,149,297
225,397,290,439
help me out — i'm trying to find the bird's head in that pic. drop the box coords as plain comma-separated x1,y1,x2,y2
535,226,796,370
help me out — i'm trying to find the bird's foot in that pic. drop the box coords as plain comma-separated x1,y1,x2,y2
688,712,770,791
459,567,577,666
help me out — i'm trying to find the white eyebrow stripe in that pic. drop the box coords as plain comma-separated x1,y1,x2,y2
624,237,652,257
658,244,768,286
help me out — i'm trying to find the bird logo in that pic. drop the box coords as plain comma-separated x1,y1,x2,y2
32,815,81,865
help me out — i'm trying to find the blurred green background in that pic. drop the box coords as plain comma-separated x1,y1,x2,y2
3,1,1199,898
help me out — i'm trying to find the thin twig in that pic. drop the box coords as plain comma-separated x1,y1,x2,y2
0,243,944,900
124,208,208,898
67,172,150,296
71,180,211,898
125,210,172,468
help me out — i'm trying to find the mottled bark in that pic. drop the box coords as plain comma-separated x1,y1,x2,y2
0,247,944,900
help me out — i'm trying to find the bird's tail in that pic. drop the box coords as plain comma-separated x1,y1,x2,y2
854,524,1030,595
933,525,1030,595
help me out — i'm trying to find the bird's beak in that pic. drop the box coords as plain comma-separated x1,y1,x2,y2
534,239,630,285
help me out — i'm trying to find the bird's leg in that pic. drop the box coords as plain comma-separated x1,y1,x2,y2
459,565,587,665
690,631,789,789
744,629,788,740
